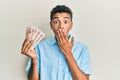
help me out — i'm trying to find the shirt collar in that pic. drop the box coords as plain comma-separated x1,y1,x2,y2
50,36,57,46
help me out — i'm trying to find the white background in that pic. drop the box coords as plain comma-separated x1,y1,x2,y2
0,0,120,80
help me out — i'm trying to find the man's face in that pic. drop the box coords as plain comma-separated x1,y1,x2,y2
50,13,73,36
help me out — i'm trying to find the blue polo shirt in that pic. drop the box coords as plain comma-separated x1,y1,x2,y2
26,36,92,80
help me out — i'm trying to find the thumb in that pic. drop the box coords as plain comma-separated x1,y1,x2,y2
71,36,74,46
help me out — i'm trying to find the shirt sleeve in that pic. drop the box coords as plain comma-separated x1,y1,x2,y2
78,45,92,75
25,45,41,74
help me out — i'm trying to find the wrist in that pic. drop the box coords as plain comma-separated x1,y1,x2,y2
65,52,73,59
31,58,37,65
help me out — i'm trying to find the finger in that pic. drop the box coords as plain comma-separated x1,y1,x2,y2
59,29,65,41
21,39,30,54
55,32,61,45
55,34,59,42
21,40,25,53
28,40,34,50
57,30,62,43
24,40,34,53
71,36,74,46
56,33,59,42
61,29,68,41
26,27,32,40
61,30,69,41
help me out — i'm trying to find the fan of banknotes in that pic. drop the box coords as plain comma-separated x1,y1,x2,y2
25,26,45,50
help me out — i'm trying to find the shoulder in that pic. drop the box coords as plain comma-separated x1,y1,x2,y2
37,37,52,47
34,37,52,53
73,40,89,55
74,40,88,49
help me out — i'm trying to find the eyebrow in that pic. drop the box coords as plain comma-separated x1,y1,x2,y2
52,17,71,20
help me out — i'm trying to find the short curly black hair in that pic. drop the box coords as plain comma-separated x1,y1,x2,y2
50,5,73,21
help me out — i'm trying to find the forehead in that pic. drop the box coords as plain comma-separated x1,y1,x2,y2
52,13,71,20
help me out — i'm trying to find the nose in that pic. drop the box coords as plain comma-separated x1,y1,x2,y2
59,22,64,29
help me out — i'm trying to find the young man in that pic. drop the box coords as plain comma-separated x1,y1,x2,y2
21,5,91,80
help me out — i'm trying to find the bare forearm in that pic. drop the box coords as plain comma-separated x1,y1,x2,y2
28,58,39,80
65,53,89,80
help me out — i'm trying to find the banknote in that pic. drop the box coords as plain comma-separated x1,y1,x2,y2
26,26,45,50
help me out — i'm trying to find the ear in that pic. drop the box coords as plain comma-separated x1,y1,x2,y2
50,21,53,29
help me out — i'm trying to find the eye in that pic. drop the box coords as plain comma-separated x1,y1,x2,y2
53,20,59,24
64,20,69,24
